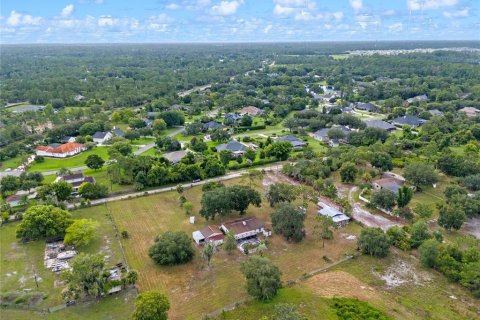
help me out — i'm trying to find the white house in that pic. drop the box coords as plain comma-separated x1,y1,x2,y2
92,131,112,145
36,142,87,158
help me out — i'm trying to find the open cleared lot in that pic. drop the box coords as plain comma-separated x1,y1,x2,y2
74,178,361,319
0,209,125,310
220,251,480,320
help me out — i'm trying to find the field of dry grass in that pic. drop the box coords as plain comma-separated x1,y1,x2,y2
75,177,362,319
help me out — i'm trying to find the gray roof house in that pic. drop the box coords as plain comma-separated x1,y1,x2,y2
372,177,404,194
363,120,396,131
217,141,247,154
224,113,242,123
92,131,112,145
428,109,444,117
313,128,330,141
355,102,378,112
163,150,188,164
276,135,307,149
203,121,224,131
391,115,426,127
112,127,125,137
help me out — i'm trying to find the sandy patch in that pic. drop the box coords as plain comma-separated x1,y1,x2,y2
374,260,431,288
262,172,299,187
304,271,379,300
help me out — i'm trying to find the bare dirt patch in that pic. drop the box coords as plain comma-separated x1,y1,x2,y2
462,216,480,239
304,271,379,300
373,259,431,288
262,171,299,187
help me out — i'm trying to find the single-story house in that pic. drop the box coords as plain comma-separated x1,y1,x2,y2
216,140,247,155
391,115,426,128
240,106,264,116
363,120,396,132
92,131,112,145
163,150,188,164
203,121,224,131
317,202,350,227
355,102,378,112
224,112,242,124
60,136,76,143
372,177,404,194
320,85,335,94
112,127,125,137
428,109,444,117
36,142,87,158
11,105,46,113
56,172,96,193
192,225,225,246
459,107,480,118
313,125,350,147
406,94,429,104
220,216,271,240
6,194,25,207
276,135,307,149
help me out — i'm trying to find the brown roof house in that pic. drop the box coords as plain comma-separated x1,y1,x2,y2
36,142,87,158
192,225,225,246
239,106,264,117
220,216,271,240
55,172,95,193
459,107,480,118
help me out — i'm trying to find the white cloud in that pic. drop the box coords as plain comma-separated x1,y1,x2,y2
382,9,396,16
356,14,380,30
349,0,363,12
388,22,403,32
407,0,458,11
443,8,469,18
166,3,180,9
6,10,42,27
273,0,314,16
264,24,273,33
211,0,244,15
61,4,75,18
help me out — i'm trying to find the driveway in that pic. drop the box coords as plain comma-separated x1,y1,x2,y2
348,186,402,231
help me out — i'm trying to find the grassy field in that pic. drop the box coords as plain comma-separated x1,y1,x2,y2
28,147,111,172
330,54,351,60
130,137,155,145
1,155,25,171
220,251,480,320
73,177,361,320
0,209,125,310
0,289,136,320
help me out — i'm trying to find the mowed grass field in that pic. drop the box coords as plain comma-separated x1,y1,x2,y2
0,208,125,310
28,147,111,172
74,178,362,320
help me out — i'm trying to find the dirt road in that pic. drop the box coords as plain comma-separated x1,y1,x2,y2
348,186,402,231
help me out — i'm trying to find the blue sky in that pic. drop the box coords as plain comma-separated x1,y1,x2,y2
1,0,479,43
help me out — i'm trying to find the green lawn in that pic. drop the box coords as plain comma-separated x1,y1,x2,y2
28,147,111,172
139,147,159,156
1,155,24,170
450,146,466,156
130,137,155,145
330,54,351,60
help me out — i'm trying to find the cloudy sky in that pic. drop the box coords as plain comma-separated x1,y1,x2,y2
1,0,479,43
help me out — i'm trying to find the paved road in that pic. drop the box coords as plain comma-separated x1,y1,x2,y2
133,126,185,155
67,164,282,209
348,186,402,231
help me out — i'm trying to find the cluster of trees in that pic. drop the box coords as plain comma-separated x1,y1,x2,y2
199,184,261,220
419,239,480,297
0,172,43,197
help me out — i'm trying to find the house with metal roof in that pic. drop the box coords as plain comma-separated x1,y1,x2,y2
317,202,350,227
192,225,225,246
220,216,270,240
